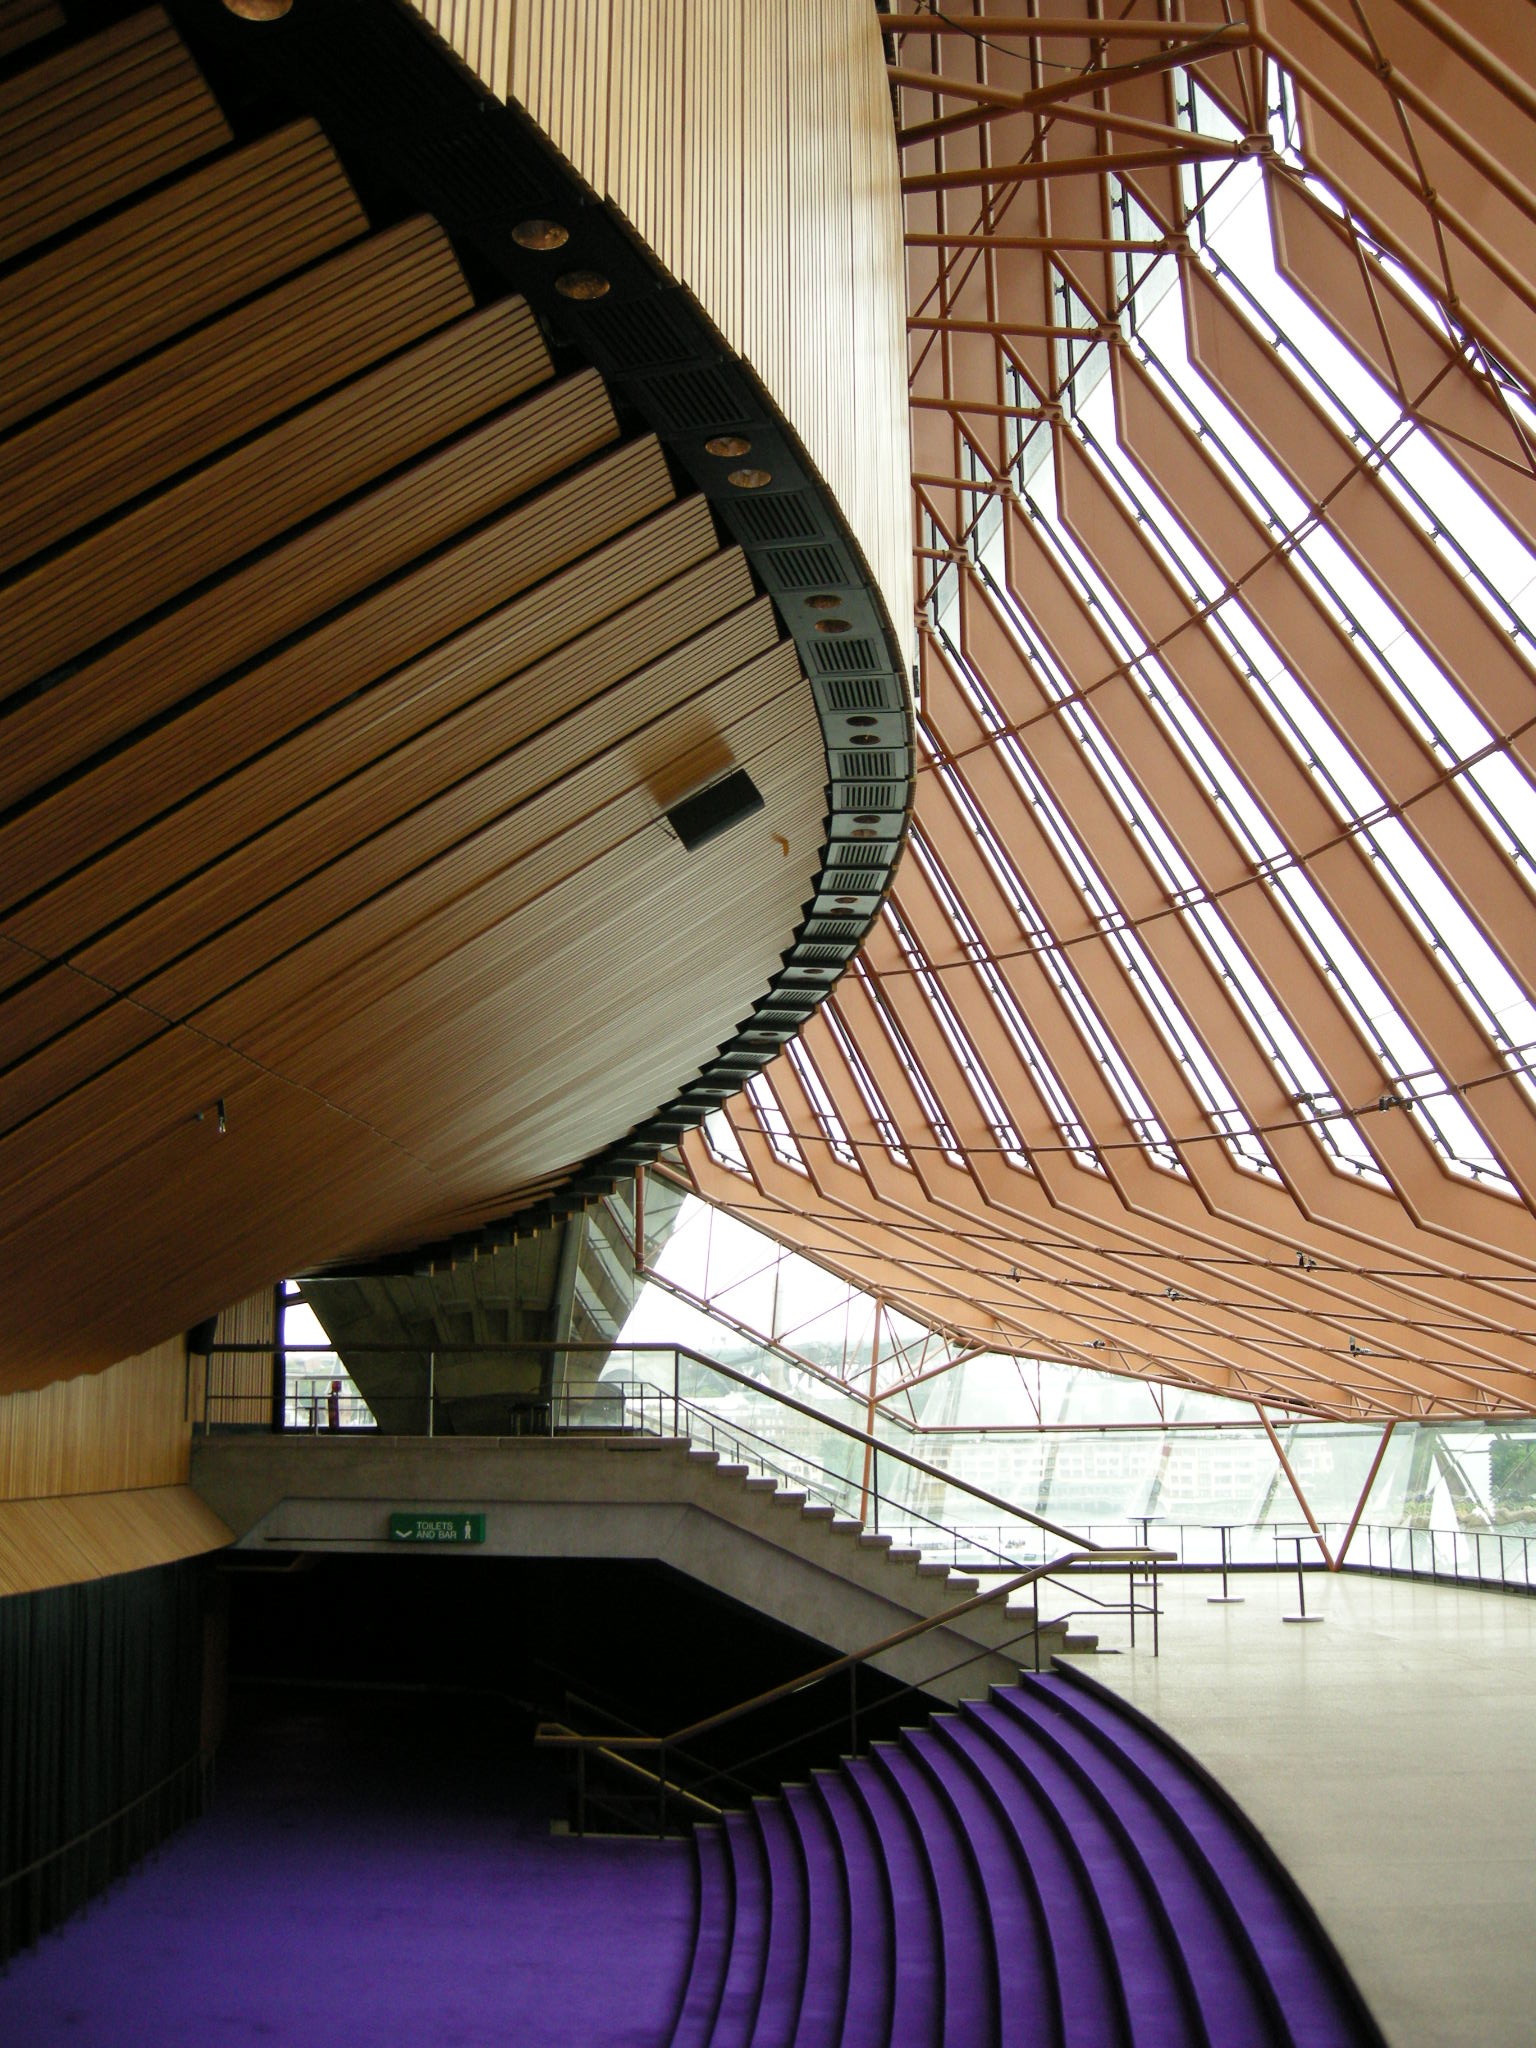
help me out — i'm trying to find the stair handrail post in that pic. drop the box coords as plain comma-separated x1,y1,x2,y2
673,1348,680,1440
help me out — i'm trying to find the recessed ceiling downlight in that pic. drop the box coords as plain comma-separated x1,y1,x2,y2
512,219,569,250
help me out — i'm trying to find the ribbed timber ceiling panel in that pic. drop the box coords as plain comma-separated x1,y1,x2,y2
0,10,829,1391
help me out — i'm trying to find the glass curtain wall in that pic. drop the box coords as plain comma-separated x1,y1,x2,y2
607,1191,1536,1576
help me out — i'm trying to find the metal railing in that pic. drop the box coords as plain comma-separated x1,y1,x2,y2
535,1545,1170,1837
203,1339,1104,1565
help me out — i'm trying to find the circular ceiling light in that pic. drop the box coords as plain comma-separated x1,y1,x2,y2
705,435,751,458
728,467,772,490
556,271,609,300
512,219,569,251
806,594,842,611
814,619,851,634
223,0,291,15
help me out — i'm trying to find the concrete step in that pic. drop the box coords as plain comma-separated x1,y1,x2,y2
743,1475,778,1493
770,1489,808,1509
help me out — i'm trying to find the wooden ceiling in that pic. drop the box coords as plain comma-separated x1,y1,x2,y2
684,0,1536,1423
0,5,831,1390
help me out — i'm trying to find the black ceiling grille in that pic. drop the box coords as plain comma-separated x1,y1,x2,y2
760,542,847,587
833,749,903,779
727,491,823,544
811,636,881,674
578,294,700,369
835,782,907,811
815,675,899,711
637,363,754,430
828,841,892,868
794,943,858,966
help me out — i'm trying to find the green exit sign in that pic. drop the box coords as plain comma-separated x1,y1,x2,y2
388,1511,486,1544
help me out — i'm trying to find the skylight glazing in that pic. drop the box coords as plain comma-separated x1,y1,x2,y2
684,1,1536,1424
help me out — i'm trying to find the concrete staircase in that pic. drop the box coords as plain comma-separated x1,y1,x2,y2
192,1431,1092,1702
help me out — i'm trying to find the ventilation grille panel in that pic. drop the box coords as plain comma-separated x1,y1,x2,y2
635,362,751,428
816,675,899,711
728,491,823,543
762,542,847,587
811,636,880,674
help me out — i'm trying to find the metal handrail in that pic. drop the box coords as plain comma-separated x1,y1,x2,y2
586,1377,1053,1579
535,1544,1169,1762
209,1336,1099,1549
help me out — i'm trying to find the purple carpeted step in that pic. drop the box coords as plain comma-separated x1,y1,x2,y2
1039,1673,1372,2048
963,1699,1200,2048
749,1797,809,2048
845,1753,943,2048
813,1767,894,2048
999,1686,1279,2048
875,1737,999,2046
673,1823,737,2048
904,1724,1056,2048
782,1784,849,2048
937,1714,1127,2048
712,1809,773,2047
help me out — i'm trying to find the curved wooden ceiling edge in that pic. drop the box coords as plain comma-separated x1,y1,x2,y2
170,0,917,1270
0,0,915,1384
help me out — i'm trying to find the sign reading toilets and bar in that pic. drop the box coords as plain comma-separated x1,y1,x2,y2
388,1512,486,1544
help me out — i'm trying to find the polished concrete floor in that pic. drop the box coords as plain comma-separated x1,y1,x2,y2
1063,1565,1536,2048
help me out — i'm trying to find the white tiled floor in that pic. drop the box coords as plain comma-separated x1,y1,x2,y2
1062,1567,1536,2048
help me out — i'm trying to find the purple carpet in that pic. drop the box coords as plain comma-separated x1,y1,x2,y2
2,1669,1385,2047
0,1698,694,2048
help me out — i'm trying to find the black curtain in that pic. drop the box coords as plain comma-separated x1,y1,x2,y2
0,1558,209,1965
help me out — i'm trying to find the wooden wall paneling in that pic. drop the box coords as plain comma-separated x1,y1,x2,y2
0,537,750,1139
97,464,690,1020
0,122,365,432
0,9,230,262
0,370,620,833
347,807,819,1190
0,1486,231,1596
225,623,798,1081
0,216,469,574
411,0,912,651
0,0,64,60
2,298,550,687
0,1336,189,1500
0,1068,439,1386
204,1288,274,1428
70,507,729,1002
417,715,825,1184
213,648,815,1150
